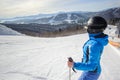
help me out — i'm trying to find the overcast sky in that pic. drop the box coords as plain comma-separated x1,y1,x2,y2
0,0,120,18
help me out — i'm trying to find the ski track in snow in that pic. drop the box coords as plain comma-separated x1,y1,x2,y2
5,71,47,80
0,34,120,80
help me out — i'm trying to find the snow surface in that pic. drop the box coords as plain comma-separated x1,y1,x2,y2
0,33,120,80
104,25,120,43
104,25,118,37
0,24,21,35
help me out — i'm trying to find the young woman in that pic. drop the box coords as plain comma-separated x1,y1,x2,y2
67,16,109,80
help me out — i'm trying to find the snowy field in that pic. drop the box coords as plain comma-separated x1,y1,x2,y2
0,33,120,80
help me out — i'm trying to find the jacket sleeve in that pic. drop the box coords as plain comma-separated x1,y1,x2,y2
73,43,101,71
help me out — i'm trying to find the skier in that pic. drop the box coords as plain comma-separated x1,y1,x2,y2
67,16,108,80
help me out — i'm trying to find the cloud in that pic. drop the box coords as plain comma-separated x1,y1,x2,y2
0,0,120,18
1,0,70,18
0,0,52,18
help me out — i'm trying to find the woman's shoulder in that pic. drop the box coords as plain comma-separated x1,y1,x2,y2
87,39,99,45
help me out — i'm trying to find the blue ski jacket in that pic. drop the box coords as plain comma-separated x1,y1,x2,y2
73,33,108,74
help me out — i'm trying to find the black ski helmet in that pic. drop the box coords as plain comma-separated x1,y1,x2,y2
86,16,107,33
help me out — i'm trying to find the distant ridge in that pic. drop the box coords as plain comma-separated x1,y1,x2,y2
1,7,119,25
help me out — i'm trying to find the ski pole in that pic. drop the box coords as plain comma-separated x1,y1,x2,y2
68,57,72,80
69,67,71,80
68,57,77,80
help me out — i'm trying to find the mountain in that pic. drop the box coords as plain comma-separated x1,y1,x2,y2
0,24,21,35
0,14,55,24
95,7,120,21
0,7,120,25
0,12,92,25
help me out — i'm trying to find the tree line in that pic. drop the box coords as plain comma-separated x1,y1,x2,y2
1,23,86,37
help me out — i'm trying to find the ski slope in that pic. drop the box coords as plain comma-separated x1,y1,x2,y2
0,24,21,35
0,34,120,80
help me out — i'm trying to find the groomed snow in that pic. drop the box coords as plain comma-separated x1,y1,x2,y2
0,33,120,80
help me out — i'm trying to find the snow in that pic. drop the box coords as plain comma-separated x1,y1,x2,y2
0,34,83,80
104,25,120,43
0,33,120,80
104,25,118,37
0,24,21,35
65,13,72,23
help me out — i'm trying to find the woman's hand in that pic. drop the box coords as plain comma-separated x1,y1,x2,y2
67,61,74,68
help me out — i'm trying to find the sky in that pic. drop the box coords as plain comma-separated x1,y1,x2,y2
0,0,120,18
